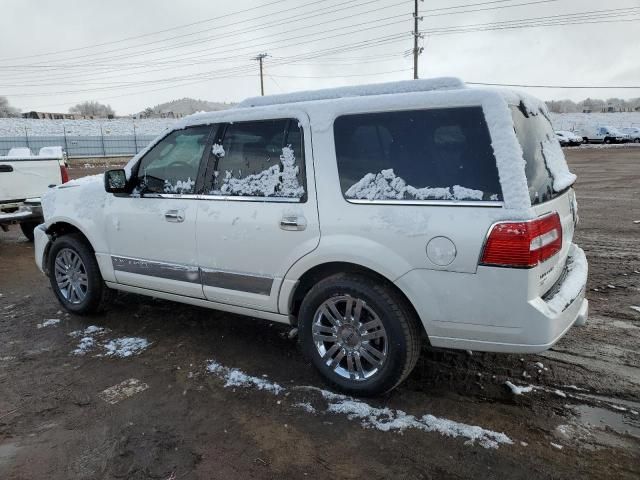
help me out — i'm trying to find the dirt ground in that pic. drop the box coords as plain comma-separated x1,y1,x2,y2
1,148,639,479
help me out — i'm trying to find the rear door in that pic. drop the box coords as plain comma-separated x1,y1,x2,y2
0,152,61,202
195,115,320,312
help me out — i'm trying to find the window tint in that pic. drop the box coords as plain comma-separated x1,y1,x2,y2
210,119,305,199
136,126,211,194
510,105,562,205
334,107,502,202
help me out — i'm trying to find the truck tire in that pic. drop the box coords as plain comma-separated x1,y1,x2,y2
298,273,421,396
47,233,114,315
20,221,39,242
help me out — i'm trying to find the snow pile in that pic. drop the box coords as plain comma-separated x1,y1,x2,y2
37,318,60,328
540,133,577,191
546,245,588,313
163,177,195,194
214,146,304,198
69,326,150,358
211,143,225,157
505,381,534,395
101,338,151,358
206,360,284,394
204,359,512,449
345,169,485,201
0,118,175,136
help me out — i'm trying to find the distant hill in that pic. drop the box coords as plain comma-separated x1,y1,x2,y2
140,98,235,117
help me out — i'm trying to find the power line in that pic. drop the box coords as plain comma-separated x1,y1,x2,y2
468,82,640,89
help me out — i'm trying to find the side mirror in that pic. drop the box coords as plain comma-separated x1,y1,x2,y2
104,169,128,194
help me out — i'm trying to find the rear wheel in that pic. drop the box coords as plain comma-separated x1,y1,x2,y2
298,273,421,396
48,234,114,314
20,221,39,242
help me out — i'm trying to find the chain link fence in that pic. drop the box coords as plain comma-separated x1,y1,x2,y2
0,133,157,158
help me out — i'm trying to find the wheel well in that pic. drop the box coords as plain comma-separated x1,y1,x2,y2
43,222,94,272
289,262,426,336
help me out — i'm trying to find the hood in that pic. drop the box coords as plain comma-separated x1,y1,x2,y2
42,174,107,221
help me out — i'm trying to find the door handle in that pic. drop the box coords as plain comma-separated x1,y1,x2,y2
164,210,185,223
280,216,307,231
0,165,13,172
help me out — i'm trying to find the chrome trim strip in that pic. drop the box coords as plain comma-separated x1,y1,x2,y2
346,199,504,207
201,268,273,295
135,193,302,203
111,256,201,284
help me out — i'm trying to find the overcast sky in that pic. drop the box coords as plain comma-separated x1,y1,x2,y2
1,0,639,115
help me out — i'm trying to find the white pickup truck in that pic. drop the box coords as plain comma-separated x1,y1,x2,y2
0,146,69,241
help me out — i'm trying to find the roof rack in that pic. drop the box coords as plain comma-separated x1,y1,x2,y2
237,77,465,108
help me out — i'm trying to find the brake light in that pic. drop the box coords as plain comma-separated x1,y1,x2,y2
60,164,69,184
480,213,562,268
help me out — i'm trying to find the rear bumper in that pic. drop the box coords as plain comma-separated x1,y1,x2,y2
0,198,43,226
396,244,588,354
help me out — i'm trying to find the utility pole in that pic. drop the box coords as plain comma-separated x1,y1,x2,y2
253,53,269,96
413,0,423,79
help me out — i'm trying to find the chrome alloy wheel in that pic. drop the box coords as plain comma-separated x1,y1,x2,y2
312,295,388,381
54,248,88,304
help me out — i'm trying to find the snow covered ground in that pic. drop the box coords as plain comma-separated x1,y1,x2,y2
0,112,638,137
550,112,640,132
0,117,176,136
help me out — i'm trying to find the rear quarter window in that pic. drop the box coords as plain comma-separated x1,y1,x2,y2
333,107,502,202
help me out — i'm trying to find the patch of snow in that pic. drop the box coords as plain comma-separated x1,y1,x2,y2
545,245,588,314
206,360,284,395
211,143,225,157
550,442,563,450
72,336,96,356
294,402,316,414
554,389,567,398
345,169,486,201
37,318,60,328
213,146,304,198
629,306,640,314
101,338,151,358
540,133,577,191
505,381,534,395
534,362,544,369
163,177,195,194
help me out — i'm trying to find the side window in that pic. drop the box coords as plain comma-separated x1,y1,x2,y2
333,107,502,202
136,125,212,194
209,119,306,200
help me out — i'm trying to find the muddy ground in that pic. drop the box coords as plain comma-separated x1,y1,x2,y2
1,148,639,479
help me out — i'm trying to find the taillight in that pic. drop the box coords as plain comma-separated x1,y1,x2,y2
480,213,562,268
60,165,69,184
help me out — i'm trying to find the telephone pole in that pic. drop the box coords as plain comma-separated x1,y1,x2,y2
413,0,423,79
253,53,269,96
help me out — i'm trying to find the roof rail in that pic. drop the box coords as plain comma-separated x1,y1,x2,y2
237,77,465,108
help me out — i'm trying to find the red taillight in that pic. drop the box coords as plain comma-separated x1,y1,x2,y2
60,165,69,184
480,213,563,268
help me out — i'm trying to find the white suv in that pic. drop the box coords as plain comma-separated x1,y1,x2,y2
34,78,588,395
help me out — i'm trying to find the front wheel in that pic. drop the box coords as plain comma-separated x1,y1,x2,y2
298,273,421,396
48,234,114,314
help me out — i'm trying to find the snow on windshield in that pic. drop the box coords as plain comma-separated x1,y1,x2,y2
345,169,485,201
163,178,195,194
212,146,304,198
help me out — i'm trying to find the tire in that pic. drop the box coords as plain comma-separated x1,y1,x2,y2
20,221,39,242
604,138,611,144
583,137,589,144
47,233,114,315
298,273,421,396
634,138,640,144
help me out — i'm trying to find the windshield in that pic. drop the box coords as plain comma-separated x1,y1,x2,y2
511,104,566,205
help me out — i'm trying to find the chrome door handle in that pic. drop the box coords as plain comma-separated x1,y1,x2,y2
280,216,307,231
165,210,185,223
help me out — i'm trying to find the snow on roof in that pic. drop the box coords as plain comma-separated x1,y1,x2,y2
2,145,64,161
236,77,465,108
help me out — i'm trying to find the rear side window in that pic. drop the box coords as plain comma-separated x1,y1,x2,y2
210,119,306,200
333,107,502,202
510,105,562,205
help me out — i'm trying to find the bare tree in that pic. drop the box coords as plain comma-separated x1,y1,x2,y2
0,96,20,117
69,101,115,118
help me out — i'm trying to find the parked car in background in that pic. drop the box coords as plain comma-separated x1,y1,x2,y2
0,146,69,241
620,127,640,143
33,79,588,395
555,130,583,146
580,126,627,144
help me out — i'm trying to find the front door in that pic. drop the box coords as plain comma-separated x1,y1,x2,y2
105,125,214,298
195,116,320,312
